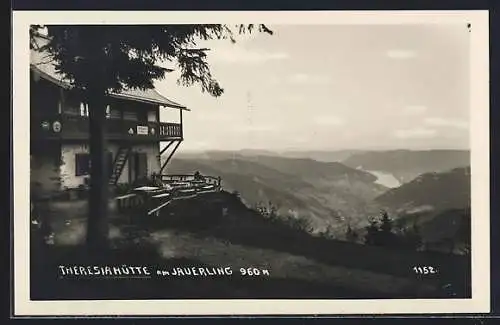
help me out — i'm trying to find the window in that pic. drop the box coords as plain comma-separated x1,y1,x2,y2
137,110,148,123
75,152,113,176
75,153,90,176
80,102,89,117
109,107,121,119
147,110,157,122
79,103,114,118
123,110,138,121
62,95,80,115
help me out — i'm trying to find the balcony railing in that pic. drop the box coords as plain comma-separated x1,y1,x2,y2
31,114,182,141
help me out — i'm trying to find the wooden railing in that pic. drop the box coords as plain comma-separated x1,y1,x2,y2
32,114,182,141
158,174,222,188
159,123,182,138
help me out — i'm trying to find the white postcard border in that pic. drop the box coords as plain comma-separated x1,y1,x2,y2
12,10,490,316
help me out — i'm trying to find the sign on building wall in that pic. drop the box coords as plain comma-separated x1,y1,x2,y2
137,125,149,135
52,121,62,133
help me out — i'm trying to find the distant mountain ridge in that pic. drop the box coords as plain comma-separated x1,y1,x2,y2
166,155,387,234
341,149,470,183
175,149,363,162
375,166,471,254
375,166,471,214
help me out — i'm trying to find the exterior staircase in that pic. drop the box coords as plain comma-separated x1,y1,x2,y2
109,146,131,186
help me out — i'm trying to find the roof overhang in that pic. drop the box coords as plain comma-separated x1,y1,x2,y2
108,91,189,111
30,37,189,111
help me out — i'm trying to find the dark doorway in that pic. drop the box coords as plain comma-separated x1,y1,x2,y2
129,152,148,183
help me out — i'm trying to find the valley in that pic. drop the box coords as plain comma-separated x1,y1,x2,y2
166,149,471,253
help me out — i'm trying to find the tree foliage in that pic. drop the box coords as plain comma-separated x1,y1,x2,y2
398,222,423,250
345,224,359,243
30,24,273,97
364,210,422,250
364,217,381,245
254,201,313,233
455,208,471,254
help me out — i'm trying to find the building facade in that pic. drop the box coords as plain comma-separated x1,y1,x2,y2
30,35,188,198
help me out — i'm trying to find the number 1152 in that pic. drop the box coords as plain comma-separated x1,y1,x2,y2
413,266,437,274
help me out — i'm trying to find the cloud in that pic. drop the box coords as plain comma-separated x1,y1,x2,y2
291,137,310,144
231,123,278,133
210,45,289,64
264,76,281,86
193,111,235,122
424,117,468,129
402,105,428,115
312,115,345,126
288,73,331,85
386,49,417,59
279,94,305,103
394,128,437,139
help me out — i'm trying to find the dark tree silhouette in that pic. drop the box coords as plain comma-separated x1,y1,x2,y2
378,210,398,246
456,208,471,254
398,222,423,250
364,217,380,245
364,211,401,248
379,211,392,233
345,224,358,243
29,25,273,252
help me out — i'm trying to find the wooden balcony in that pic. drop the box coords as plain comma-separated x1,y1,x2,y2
31,114,183,142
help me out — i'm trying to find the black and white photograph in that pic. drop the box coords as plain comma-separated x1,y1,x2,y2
12,10,490,316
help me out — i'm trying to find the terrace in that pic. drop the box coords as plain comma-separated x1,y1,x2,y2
115,174,223,216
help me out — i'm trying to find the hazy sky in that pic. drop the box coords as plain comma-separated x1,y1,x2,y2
157,24,470,152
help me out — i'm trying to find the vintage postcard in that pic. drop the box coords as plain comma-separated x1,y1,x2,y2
12,10,490,316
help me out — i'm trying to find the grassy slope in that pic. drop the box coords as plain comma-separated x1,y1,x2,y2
32,192,470,300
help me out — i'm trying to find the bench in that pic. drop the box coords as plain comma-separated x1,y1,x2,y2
116,193,138,211
152,193,171,199
198,185,217,194
179,189,196,194
172,189,198,200
147,200,172,216
149,189,169,195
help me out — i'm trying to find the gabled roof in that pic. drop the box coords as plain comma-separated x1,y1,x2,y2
30,35,188,111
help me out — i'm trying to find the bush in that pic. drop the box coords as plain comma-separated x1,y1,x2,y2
398,223,423,250
285,215,314,233
364,211,423,251
319,225,335,240
345,224,359,243
253,202,314,233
